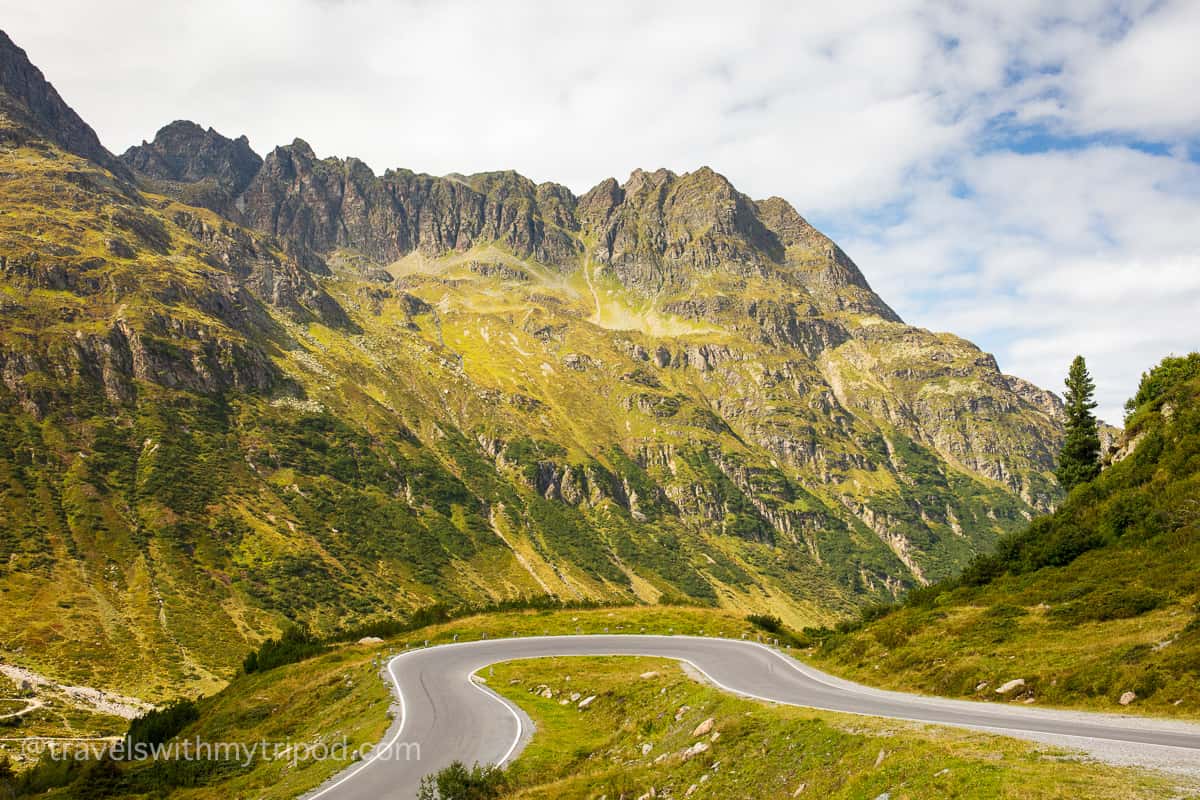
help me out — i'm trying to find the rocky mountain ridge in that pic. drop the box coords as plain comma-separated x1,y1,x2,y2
120,123,897,317
121,120,262,215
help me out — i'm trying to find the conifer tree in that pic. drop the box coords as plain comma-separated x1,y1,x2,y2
1056,355,1101,491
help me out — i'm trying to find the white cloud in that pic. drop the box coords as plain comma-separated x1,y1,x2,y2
0,0,976,202
2,0,1198,420
844,147,1200,423
1067,0,1200,136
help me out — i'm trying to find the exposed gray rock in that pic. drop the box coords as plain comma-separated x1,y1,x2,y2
121,121,263,215
0,30,133,181
996,678,1026,694
237,145,582,268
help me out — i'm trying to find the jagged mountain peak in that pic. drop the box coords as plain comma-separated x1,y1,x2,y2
623,166,677,191
0,28,131,180
138,118,250,146
577,176,625,222
276,137,385,185
112,113,897,310
577,164,801,294
119,119,262,214
286,136,316,159
618,165,741,195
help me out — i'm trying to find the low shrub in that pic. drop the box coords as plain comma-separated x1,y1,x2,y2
126,698,200,746
243,626,324,673
904,582,951,609
1049,588,1166,625
745,614,783,633
417,760,507,800
744,613,805,647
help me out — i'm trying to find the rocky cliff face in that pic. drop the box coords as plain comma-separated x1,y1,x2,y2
0,30,131,180
219,139,583,268
121,120,262,215
0,28,1069,698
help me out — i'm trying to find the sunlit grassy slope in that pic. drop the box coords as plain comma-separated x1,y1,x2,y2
808,355,1200,717
491,657,1186,800
0,128,1066,708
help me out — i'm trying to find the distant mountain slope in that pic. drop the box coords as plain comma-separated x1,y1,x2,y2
0,29,1062,699
121,120,1064,511
809,353,1200,716
0,30,131,181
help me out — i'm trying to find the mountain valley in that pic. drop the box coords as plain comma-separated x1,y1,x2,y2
0,29,1066,704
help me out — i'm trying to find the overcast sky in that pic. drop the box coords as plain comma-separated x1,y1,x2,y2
4,0,1198,422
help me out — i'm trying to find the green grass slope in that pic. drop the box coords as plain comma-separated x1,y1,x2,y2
491,657,1183,800
0,30,1066,713
0,607,755,795
809,354,1200,716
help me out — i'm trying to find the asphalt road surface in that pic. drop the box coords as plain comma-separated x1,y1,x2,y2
303,635,1200,799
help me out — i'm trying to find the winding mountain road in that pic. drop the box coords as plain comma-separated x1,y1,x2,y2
304,635,1200,799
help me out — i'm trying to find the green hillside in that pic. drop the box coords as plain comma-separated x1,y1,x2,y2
810,354,1200,716
0,27,1064,709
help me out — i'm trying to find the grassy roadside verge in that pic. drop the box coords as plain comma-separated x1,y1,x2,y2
488,656,1194,799
798,483,1200,719
3,606,762,798
802,583,1200,719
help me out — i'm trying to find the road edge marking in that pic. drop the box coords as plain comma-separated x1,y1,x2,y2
468,674,524,766
302,651,411,800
